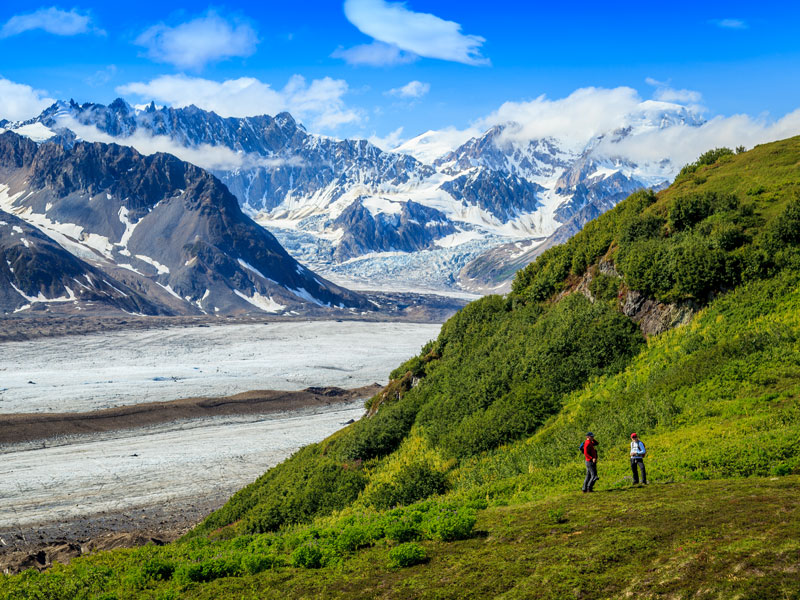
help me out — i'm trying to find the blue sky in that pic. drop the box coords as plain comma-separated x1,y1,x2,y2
1,1,799,147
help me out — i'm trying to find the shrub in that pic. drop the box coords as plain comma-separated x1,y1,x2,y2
668,194,712,231
383,509,424,542
123,557,175,589
422,506,477,541
547,507,567,524
771,463,792,477
174,557,241,585
711,222,748,251
388,543,427,568
335,524,375,552
672,241,734,300
616,238,675,299
763,197,800,251
589,272,621,302
619,213,665,244
368,462,449,509
241,552,282,574
290,543,324,569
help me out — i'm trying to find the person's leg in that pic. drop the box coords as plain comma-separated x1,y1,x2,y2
639,460,647,484
583,461,592,491
630,458,639,484
588,461,598,490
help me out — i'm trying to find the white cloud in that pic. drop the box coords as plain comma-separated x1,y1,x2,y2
387,80,430,98
0,6,101,38
331,41,417,66
0,77,55,121
340,0,488,66
135,11,258,70
595,110,800,169
645,78,704,111
368,127,405,151
711,18,748,30
116,74,360,132
476,87,647,150
54,115,304,172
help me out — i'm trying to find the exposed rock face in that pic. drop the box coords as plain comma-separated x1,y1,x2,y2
0,131,369,315
0,208,163,315
439,169,543,223
553,259,696,337
333,199,455,261
621,289,696,337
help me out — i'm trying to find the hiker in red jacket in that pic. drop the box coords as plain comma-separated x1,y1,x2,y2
582,432,599,492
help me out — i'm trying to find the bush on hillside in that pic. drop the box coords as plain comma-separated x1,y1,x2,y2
413,293,643,457
677,147,735,177
387,542,427,568
367,461,449,509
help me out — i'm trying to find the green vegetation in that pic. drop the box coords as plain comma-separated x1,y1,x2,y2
4,479,798,599
3,137,800,599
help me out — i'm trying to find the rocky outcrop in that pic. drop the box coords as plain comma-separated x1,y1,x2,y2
440,168,543,223
333,199,455,261
621,289,697,337
555,259,696,337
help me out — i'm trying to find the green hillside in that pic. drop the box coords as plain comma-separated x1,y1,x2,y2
3,137,800,599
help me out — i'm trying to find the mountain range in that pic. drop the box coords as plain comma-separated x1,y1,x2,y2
0,131,370,316
3,98,703,293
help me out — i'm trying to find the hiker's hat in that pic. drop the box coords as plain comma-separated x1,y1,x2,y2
586,432,594,437
631,432,638,438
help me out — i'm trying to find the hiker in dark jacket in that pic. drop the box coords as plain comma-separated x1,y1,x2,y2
630,432,647,484
582,432,599,492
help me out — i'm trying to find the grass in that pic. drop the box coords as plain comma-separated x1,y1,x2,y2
10,477,791,599
197,477,800,599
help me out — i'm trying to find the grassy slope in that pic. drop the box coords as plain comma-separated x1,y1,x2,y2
3,138,800,599
189,477,800,600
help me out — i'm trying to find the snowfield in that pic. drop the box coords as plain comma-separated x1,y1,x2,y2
0,321,441,413
0,400,366,528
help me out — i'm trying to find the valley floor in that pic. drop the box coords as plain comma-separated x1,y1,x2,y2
0,397,367,572
0,320,440,572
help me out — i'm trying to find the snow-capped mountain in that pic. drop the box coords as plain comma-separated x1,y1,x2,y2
0,131,370,316
3,98,704,293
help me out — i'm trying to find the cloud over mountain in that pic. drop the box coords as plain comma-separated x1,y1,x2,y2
117,74,360,131
0,77,55,121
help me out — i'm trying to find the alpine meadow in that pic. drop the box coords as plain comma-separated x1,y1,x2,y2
4,136,800,599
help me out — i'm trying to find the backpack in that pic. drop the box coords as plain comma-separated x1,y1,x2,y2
578,440,585,455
